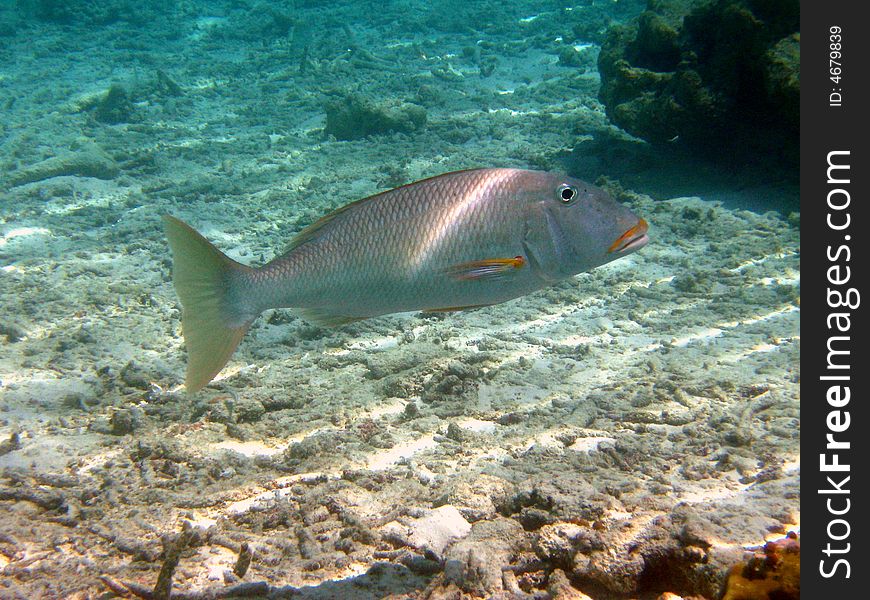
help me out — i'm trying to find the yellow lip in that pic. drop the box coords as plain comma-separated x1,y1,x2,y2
608,218,649,254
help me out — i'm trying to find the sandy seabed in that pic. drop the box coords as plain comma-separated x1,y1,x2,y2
0,3,798,599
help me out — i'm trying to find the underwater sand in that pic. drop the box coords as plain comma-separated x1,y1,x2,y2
0,2,798,598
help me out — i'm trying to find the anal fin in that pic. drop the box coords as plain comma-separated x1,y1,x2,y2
422,303,495,313
298,308,367,327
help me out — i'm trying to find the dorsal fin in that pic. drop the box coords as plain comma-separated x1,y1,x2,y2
285,169,487,252
286,196,370,252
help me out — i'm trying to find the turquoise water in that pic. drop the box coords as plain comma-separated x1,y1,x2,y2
0,2,799,598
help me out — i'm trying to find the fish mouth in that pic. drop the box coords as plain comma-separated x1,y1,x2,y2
608,218,649,254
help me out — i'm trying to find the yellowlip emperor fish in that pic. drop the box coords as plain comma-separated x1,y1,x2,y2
163,168,649,391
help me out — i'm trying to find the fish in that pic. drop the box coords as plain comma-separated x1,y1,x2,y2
163,168,649,391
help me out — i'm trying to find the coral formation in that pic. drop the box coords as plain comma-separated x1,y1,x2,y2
721,532,800,600
5,146,119,187
598,0,799,166
324,94,427,141
93,84,134,124
26,0,166,25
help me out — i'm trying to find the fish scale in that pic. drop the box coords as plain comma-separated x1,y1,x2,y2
164,168,649,391
253,169,524,315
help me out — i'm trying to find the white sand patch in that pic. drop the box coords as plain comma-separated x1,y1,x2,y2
568,436,616,452
455,418,496,434
366,434,438,471
0,226,51,246
225,472,339,515
211,440,287,457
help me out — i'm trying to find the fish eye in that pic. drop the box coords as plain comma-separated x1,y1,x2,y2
557,184,578,204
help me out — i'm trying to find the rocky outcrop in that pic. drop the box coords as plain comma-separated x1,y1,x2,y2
324,93,427,141
598,0,799,166
5,146,119,188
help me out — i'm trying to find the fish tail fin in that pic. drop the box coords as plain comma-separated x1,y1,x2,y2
163,215,257,392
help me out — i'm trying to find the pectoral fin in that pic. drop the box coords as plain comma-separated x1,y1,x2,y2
445,256,526,281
